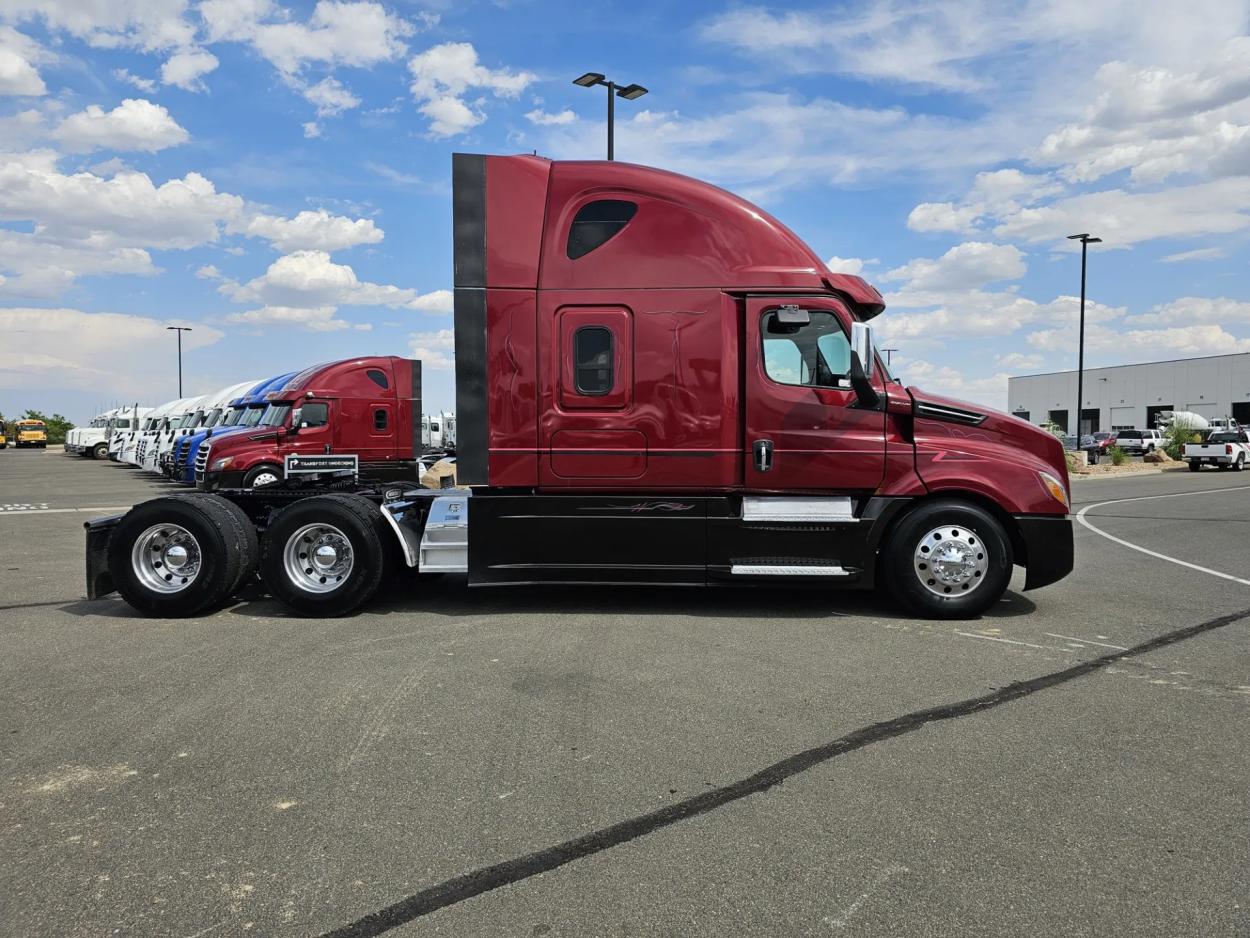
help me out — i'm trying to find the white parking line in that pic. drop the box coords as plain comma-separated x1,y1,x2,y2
0,505,131,516
1044,633,1128,650
1077,485,1250,588
952,630,1063,651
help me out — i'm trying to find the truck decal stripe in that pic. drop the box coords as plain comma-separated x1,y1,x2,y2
453,153,489,485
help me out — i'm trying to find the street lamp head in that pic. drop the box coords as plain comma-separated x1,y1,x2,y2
573,72,605,87
1066,233,1089,240
1086,237,1103,244
166,325,192,332
615,83,648,100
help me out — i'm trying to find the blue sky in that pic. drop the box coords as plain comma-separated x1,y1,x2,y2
1,0,1249,423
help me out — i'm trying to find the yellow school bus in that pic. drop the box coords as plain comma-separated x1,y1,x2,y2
14,419,48,448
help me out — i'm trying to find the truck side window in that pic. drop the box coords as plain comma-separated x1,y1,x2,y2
567,200,638,259
374,409,388,431
574,326,614,395
367,369,389,389
761,310,851,389
299,402,329,428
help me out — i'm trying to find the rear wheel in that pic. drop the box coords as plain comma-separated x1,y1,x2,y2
260,495,386,617
1235,455,1245,473
1188,461,1202,472
109,496,253,616
243,463,283,489
883,499,1013,620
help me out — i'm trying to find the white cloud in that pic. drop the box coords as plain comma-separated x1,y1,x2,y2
219,250,448,312
1036,38,1250,184
525,108,575,126
907,169,1062,234
3,0,198,54
243,209,383,252
199,0,413,75
992,178,1250,246
1160,247,1226,263
226,304,348,331
113,68,156,93
408,42,535,137
302,76,359,116
996,351,1043,370
160,47,218,91
52,98,189,153
0,26,48,95
882,242,1026,298
1027,322,1250,360
302,120,321,138
0,154,243,249
408,328,455,369
825,256,864,275
878,293,1123,342
0,229,156,298
0,307,223,396
1125,296,1250,327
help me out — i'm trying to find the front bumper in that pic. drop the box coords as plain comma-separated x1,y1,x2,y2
198,469,246,491
1016,515,1073,590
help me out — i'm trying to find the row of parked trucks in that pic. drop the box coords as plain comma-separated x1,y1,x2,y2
84,152,1076,622
68,369,456,488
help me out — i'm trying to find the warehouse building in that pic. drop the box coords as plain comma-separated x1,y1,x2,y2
1006,353,1250,436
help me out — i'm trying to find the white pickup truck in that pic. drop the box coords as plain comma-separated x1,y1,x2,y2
1184,429,1250,471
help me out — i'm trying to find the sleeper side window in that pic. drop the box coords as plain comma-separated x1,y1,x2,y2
574,326,614,395
566,200,638,259
373,408,388,431
367,368,389,389
761,309,851,389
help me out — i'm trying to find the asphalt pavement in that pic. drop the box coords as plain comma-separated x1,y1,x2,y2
1,448,1247,937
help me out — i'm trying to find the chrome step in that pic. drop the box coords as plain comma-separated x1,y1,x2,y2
742,496,856,523
730,564,851,576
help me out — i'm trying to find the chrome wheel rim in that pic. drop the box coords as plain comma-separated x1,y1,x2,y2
251,470,280,488
131,523,202,594
913,525,988,597
283,523,353,593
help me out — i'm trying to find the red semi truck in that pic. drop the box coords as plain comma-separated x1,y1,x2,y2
194,355,424,490
85,153,1073,619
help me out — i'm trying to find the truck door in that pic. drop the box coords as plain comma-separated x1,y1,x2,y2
743,297,886,493
281,400,333,460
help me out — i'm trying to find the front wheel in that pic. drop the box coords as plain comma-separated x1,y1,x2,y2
243,463,283,488
882,499,1013,620
92,442,108,459
260,495,387,617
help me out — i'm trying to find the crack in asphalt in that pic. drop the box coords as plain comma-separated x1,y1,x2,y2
316,605,1250,938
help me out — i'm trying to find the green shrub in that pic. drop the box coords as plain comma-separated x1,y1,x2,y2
1163,420,1202,460
1107,444,1128,466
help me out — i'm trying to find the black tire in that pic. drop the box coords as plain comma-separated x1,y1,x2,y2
1188,461,1202,472
108,497,247,616
243,463,283,489
179,493,259,596
92,442,108,459
260,494,386,617
1235,456,1245,473
882,499,1013,620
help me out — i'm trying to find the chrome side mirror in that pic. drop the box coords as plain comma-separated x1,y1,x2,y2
851,321,875,378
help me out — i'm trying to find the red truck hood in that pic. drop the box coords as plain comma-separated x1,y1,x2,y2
906,386,1070,513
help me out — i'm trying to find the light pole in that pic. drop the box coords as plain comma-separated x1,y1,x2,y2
573,72,648,160
882,348,898,366
166,326,192,396
1066,233,1101,437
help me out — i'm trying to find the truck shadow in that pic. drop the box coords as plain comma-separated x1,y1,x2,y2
219,577,1038,621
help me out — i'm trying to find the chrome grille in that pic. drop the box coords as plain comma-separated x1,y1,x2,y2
194,443,210,482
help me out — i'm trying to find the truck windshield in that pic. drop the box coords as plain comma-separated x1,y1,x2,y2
1117,430,1142,438
203,409,223,427
221,407,246,426
259,404,292,427
241,406,267,427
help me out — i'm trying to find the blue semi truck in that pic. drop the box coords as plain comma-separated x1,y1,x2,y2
171,373,297,484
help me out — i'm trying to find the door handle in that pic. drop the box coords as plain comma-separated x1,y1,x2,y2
754,439,774,472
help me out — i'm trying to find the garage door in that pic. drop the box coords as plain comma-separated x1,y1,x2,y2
1185,403,1220,418
1110,406,1136,429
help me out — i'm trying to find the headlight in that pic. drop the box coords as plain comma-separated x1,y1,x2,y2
1038,470,1069,510
209,456,234,471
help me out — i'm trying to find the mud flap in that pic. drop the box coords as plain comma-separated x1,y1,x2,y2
84,515,123,599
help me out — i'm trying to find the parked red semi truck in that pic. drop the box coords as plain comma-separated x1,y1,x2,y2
85,153,1073,619
194,355,423,490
